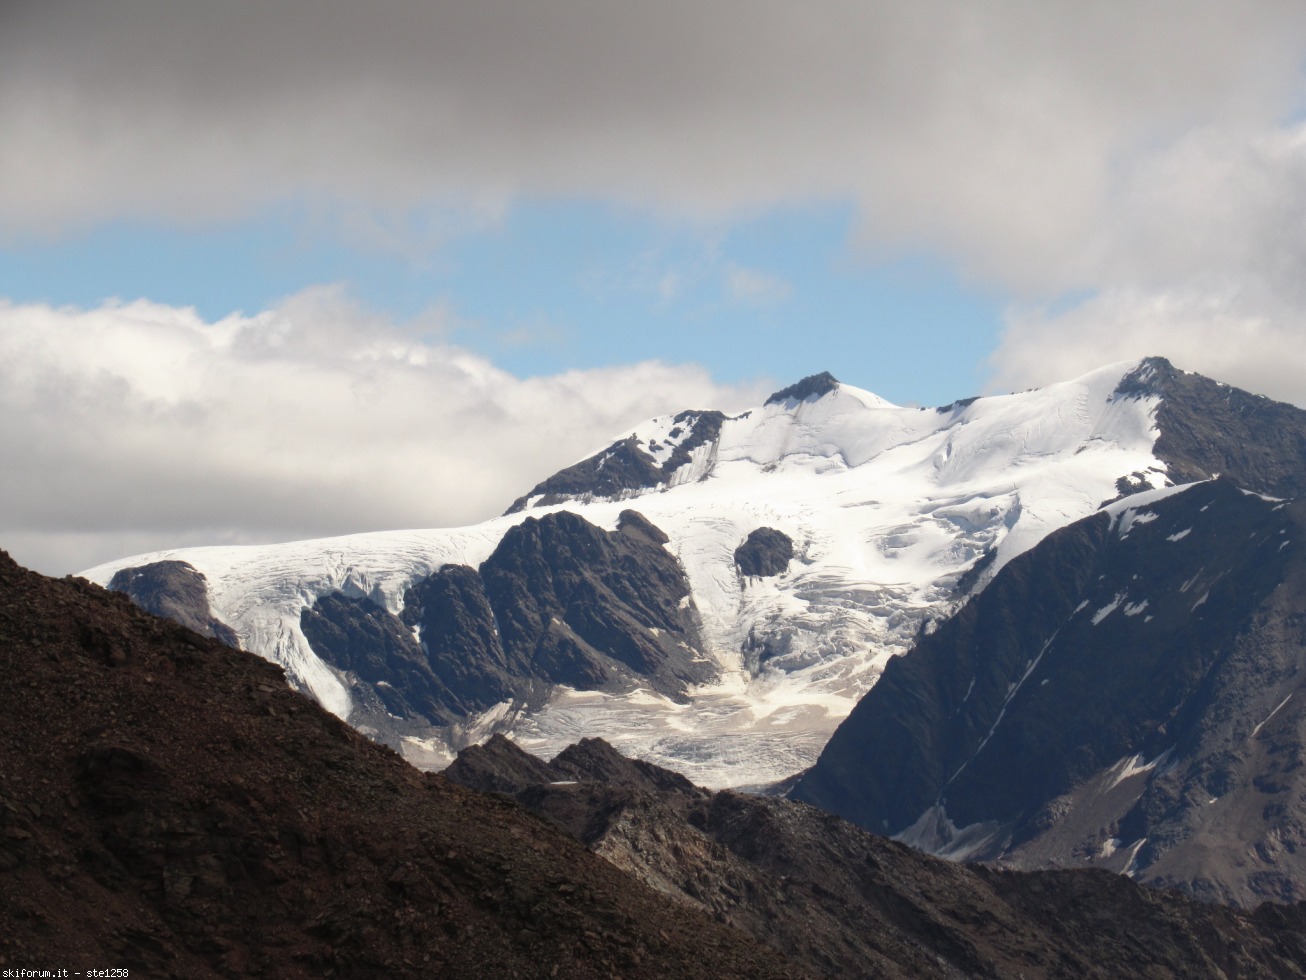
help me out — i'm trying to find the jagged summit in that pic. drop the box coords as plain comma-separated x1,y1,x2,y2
1110,355,1306,496
1113,355,1177,399
764,371,840,405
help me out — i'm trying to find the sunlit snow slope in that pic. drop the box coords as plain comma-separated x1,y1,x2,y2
83,360,1168,787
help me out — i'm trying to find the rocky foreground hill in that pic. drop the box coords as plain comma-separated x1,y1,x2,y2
447,734,1306,979
5,545,1306,977
0,550,792,978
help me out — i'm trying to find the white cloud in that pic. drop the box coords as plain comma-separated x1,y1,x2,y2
0,289,767,575
988,122,1306,406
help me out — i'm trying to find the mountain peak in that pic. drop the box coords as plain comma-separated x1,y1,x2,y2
1108,356,1306,496
765,371,840,406
1113,356,1178,399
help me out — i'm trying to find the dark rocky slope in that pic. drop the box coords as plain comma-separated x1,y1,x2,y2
793,479,1306,907
0,550,798,978
299,590,472,724
447,734,1306,979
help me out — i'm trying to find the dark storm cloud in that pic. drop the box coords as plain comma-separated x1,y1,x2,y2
3,1,1302,289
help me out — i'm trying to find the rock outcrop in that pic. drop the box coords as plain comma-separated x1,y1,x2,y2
108,560,238,646
299,509,711,739
734,527,794,578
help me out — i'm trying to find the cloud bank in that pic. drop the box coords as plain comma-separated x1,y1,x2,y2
0,289,765,575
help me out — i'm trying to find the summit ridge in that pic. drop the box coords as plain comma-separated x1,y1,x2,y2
764,371,841,405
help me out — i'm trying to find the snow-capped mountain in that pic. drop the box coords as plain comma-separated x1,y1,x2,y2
81,356,1297,788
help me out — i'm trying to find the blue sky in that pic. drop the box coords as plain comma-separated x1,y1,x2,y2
0,199,1002,406
4,2,1306,575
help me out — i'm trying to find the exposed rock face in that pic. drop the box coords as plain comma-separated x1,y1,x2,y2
108,560,238,646
300,592,463,723
792,479,1306,907
480,509,710,698
446,735,1306,979
734,527,794,578
506,410,725,513
399,563,530,712
1117,355,1306,497
764,372,840,405
0,550,798,978
299,509,711,736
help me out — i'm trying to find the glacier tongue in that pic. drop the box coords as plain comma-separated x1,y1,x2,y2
80,360,1167,788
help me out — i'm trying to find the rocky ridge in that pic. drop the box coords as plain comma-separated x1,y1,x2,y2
733,527,794,578
446,734,1306,979
506,410,727,513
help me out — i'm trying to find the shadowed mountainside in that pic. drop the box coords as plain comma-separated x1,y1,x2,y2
1119,356,1306,498
793,479,1306,907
